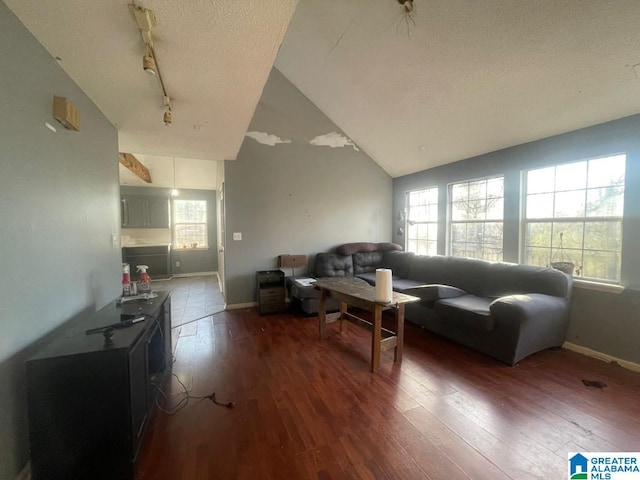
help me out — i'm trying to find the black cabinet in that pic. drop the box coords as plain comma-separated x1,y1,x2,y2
121,195,169,228
122,245,171,279
26,292,172,480
257,270,285,315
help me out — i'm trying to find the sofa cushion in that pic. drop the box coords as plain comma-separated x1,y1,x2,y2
434,295,495,332
336,242,403,256
353,251,384,274
402,284,467,302
391,277,431,291
336,242,378,255
382,250,415,278
314,253,353,277
356,272,407,287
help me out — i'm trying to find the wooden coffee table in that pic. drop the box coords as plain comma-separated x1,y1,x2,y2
314,277,420,372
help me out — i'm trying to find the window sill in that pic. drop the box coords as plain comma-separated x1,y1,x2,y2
171,247,210,252
573,279,625,294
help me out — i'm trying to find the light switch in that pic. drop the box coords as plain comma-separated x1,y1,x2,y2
111,234,119,248
233,232,242,241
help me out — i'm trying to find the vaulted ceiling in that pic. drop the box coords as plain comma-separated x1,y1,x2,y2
6,0,640,178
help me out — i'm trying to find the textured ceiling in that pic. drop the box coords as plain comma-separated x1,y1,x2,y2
276,0,640,177
7,0,640,179
5,0,297,162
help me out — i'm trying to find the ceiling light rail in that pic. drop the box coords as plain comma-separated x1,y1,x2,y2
129,2,173,126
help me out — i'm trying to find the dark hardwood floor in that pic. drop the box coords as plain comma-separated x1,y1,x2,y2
136,307,640,479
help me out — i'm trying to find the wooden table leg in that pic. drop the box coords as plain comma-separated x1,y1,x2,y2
319,288,327,339
371,304,382,372
395,303,405,362
339,301,348,332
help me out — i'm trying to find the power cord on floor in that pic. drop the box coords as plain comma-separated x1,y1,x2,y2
154,374,235,415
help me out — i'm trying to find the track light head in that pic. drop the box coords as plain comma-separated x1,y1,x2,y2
143,52,157,75
163,109,172,126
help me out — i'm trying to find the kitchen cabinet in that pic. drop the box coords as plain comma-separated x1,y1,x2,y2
121,195,169,228
122,245,171,279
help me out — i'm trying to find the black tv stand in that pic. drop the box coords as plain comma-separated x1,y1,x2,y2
25,291,172,480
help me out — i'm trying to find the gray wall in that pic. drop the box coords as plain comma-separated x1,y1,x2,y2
120,186,219,275
0,3,121,478
393,115,640,364
224,68,393,305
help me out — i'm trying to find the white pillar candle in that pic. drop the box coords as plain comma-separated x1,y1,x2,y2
375,268,393,303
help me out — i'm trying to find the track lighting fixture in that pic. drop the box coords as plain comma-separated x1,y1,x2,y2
130,3,174,125
142,46,157,75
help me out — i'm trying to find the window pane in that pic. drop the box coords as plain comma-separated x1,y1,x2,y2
551,223,584,250
174,224,207,247
527,167,555,194
525,223,552,247
451,184,467,202
581,250,620,282
487,177,504,198
486,198,503,220
451,243,466,257
451,224,466,243
468,180,486,201
526,193,554,219
466,223,483,243
174,200,207,223
451,201,468,221
426,240,437,256
554,191,585,217
555,161,587,191
484,222,503,246
584,221,621,251
588,155,626,188
586,187,624,217
525,246,551,267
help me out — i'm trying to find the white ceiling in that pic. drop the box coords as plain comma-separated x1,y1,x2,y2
276,0,640,177
5,0,297,162
6,0,640,179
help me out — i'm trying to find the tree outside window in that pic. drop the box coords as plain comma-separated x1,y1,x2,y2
173,200,208,248
522,154,625,282
448,176,504,262
405,187,438,255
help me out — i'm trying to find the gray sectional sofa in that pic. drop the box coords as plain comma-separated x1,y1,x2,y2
285,242,573,365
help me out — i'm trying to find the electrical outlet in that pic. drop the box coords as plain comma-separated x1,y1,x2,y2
233,232,242,241
175,261,180,267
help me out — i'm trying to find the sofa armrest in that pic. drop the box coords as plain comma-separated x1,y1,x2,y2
490,293,568,322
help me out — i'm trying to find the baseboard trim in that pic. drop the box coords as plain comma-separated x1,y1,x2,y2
16,462,30,480
226,302,257,310
563,342,640,373
171,271,218,278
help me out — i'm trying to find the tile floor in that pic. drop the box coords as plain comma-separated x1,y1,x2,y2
153,274,225,328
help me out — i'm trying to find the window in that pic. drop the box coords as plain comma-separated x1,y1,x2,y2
449,176,504,261
405,187,438,255
522,154,625,283
173,200,208,248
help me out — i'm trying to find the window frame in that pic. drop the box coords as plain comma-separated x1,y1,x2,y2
404,186,439,255
172,199,209,250
447,175,505,262
520,154,626,284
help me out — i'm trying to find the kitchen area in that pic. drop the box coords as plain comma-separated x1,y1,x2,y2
119,155,221,283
